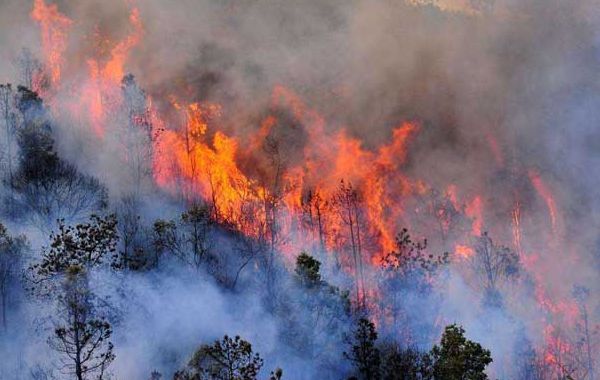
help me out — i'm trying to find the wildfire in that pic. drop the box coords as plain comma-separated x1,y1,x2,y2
528,170,559,238
454,244,474,259
153,85,420,267
27,2,589,371
31,0,72,92
465,195,483,236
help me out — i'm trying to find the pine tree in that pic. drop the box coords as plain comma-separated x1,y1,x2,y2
430,324,492,380
345,318,381,380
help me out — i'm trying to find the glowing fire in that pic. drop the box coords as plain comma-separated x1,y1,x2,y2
28,2,587,370
31,0,72,92
529,170,559,237
454,244,474,259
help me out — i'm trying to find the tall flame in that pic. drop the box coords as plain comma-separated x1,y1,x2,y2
31,0,72,91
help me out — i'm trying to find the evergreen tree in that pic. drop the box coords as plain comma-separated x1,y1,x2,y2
175,335,264,380
49,266,115,380
429,324,492,380
345,318,381,380
295,251,322,288
379,343,432,380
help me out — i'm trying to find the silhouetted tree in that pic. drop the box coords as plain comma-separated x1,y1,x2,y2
29,214,118,292
295,251,322,288
332,180,367,308
345,318,381,380
379,342,432,380
175,335,264,380
572,285,598,380
469,232,519,308
378,228,448,341
181,203,214,268
49,266,114,380
9,116,107,231
269,368,283,380
281,251,350,361
0,84,18,183
301,188,328,252
112,196,150,270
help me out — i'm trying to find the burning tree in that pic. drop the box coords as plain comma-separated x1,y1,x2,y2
300,189,328,253
15,48,44,91
331,180,368,308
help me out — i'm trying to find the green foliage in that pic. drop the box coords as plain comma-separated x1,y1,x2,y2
176,335,264,380
295,251,321,288
345,318,381,380
430,324,492,380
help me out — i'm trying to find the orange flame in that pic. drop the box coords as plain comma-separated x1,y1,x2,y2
528,170,558,237
31,0,72,91
454,244,474,259
465,195,483,236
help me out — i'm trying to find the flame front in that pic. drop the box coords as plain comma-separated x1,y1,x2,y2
26,2,595,377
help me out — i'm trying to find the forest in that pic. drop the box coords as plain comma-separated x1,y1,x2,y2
0,0,599,379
